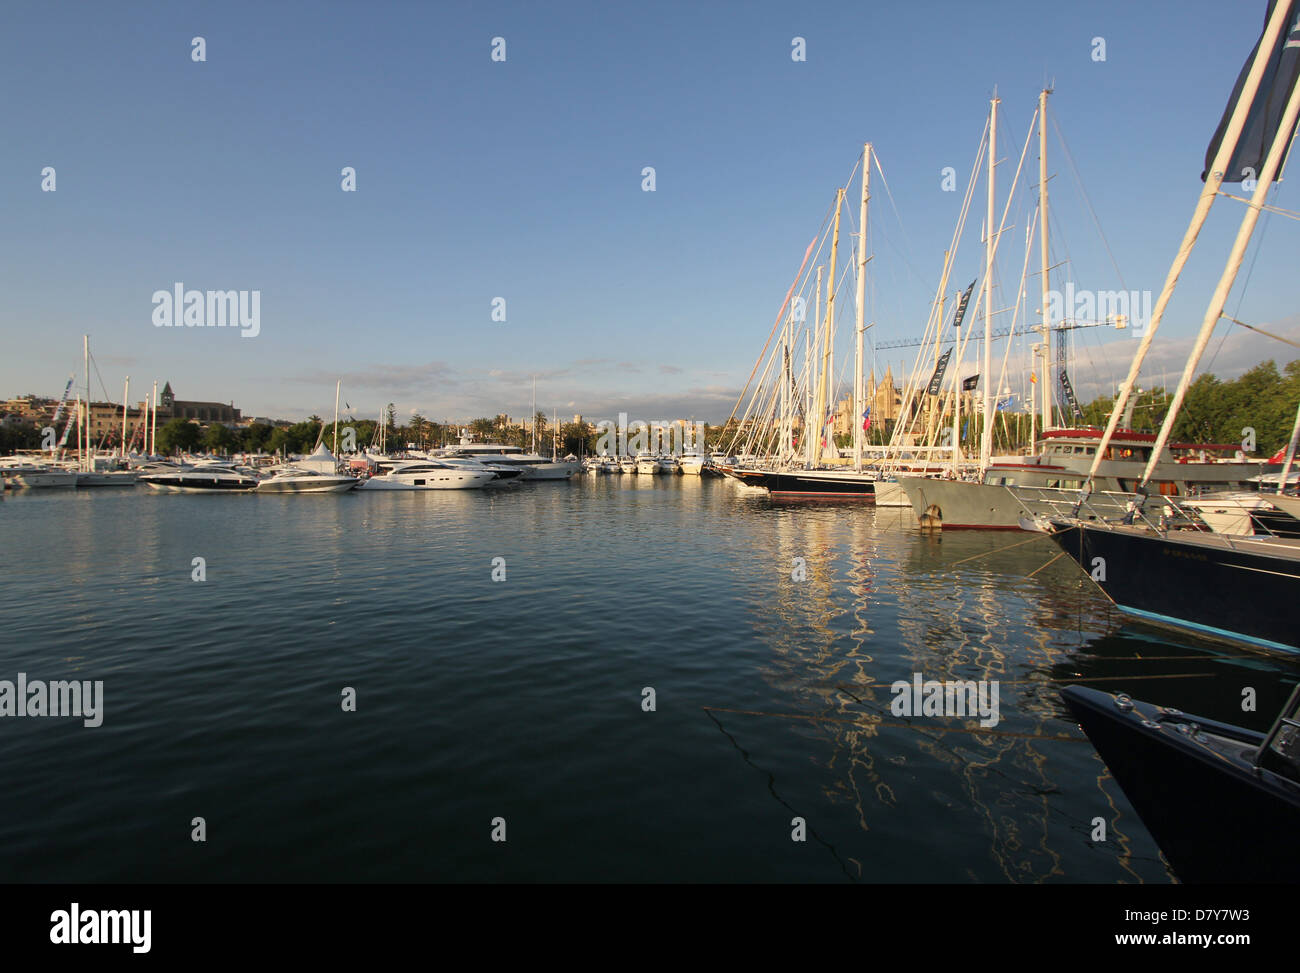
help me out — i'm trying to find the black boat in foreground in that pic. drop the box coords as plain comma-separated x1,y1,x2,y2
1062,683,1300,883
1043,519,1300,654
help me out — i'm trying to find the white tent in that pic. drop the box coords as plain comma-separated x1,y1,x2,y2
297,442,339,474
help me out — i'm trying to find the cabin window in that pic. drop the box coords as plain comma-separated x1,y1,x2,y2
414,479,426,486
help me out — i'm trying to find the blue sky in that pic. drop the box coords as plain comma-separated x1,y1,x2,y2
1,0,1296,425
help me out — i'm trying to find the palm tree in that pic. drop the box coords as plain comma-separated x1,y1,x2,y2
409,412,427,448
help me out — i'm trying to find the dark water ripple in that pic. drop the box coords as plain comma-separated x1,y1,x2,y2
0,477,1295,882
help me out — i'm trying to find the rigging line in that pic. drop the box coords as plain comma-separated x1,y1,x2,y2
1049,107,1127,291
701,705,1095,743
1223,317,1300,350
1025,550,1067,579
1216,192,1300,220
721,203,835,439
946,531,1054,566
1205,182,1279,378
870,152,922,286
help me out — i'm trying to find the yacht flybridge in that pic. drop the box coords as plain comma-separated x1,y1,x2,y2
442,442,579,480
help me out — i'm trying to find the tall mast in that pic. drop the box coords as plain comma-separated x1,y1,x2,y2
121,377,129,458
816,190,844,465
531,376,537,454
980,94,999,473
780,309,790,463
1083,0,1296,496
1037,88,1052,440
806,266,823,466
854,144,871,473
1138,66,1300,498
1277,398,1300,494
333,380,341,455
82,335,90,471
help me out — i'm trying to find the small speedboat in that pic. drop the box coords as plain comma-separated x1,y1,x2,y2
140,463,260,492
254,467,359,493
1061,683,1300,883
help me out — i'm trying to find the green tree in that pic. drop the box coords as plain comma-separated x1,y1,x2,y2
203,423,235,453
157,417,202,454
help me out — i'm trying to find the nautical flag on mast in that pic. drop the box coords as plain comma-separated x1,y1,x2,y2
1203,0,1300,183
951,280,976,329
926,348,953,395
862,408,871,432
962,374,979,392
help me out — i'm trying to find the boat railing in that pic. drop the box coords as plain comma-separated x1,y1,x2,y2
1256,682,1300,783
1008,486,1186,532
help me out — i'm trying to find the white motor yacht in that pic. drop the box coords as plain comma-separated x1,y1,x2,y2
358,460,495,490
635,451,660,475
140,463,260,492
619,456,637,474
255,467,360,493
658,455,681,474
442,443,579,480
0,459,78,489
679,451,706,475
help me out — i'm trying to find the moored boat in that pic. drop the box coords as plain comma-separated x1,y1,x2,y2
1061,683,1300,883
357,461,495,490
254,467,359,493
140,463,260,493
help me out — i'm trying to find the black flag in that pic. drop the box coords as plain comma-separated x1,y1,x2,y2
1060,369,1085,422
951,280,976,329
962,375,979,392
926,349,953,395
1203,0,1300,183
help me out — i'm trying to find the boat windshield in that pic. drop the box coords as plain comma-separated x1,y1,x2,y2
1257,684,1300,784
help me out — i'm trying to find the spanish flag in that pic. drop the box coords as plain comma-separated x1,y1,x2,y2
1030,372,1038,384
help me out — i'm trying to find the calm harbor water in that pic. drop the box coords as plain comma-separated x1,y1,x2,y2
1,475,1296,883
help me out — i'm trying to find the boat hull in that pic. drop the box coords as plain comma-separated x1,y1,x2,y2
1047,521,1300,653
3,471,78,489
255,477,359,493
74,471,140,488
759,469,876,499
1061,686,1300,883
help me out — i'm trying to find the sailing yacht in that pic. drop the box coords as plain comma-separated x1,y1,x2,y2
900,428,1266,528
1037,0,1300,654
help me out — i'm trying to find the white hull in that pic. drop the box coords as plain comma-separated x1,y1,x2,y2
359,470,494,490
4,471,77,489
255,477,359,494
520,463,580,480
872,479,910,506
